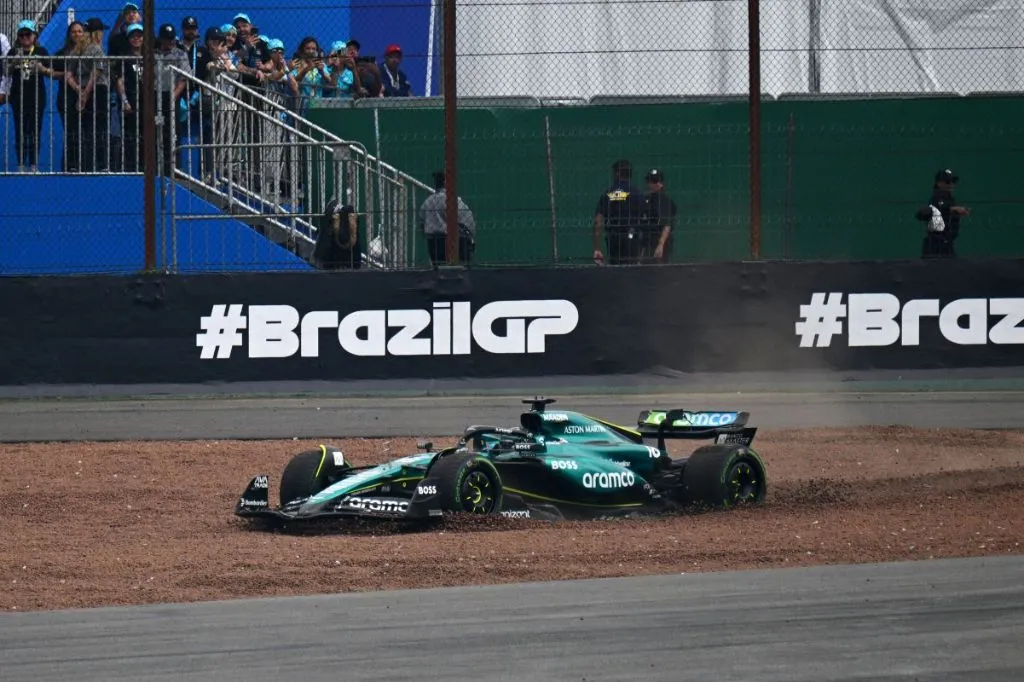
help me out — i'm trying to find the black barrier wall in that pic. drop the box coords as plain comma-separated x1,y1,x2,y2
2,259,1023,385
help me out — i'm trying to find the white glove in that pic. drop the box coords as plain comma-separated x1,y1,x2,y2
927,205,945,233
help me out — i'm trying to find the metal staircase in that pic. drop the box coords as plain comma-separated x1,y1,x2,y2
167,66,432,270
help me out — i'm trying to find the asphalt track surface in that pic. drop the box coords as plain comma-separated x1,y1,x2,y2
2,556,1023,682
3,367,1024,441
1,389,1024,441
2,371,1023,680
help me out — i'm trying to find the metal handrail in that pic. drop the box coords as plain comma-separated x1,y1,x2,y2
219,73,434,194
166,65,327,261
164,64,425,271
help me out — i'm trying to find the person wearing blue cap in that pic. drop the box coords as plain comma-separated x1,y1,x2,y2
324,40,357,100
218,24,241,68
109,2,141,56
230,12,268,77
228,13,271,184
264,38,297,102
106,3,141,169
6,19,51,171
112,22,145,172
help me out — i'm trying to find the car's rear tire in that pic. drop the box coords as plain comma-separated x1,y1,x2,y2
279,449,333,506
428,453,504,514
681,445,767,509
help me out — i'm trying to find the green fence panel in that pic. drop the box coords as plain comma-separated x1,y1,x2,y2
309,96,1024,264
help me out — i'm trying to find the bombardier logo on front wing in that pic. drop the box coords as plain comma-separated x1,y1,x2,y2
196,300,579,359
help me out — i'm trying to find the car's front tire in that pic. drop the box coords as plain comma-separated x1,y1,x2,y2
279,449,333,506
428,453,504,514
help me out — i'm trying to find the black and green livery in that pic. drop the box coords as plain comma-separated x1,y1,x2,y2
234,397,767,525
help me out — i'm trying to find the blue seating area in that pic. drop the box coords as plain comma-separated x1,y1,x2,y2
0,176,312,274
1,0,437,275
34,0,437,95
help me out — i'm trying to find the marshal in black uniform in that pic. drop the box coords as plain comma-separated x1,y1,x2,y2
916,168,970,259
593,159,646,265
640,168,677,263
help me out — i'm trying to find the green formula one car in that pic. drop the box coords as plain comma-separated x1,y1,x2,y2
235,397,767,525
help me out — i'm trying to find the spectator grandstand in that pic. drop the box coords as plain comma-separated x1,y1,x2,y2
1,0,1021,274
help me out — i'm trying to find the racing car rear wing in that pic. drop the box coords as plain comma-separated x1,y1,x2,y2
636,409,757,450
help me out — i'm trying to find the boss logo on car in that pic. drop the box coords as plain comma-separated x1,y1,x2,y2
549,459,578,470
582,471,636,489
416,484,438,495
344,497,409,513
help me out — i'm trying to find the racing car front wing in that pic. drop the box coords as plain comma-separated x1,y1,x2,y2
234,475,441,523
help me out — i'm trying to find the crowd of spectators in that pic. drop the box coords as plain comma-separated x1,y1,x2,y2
2,6,415,173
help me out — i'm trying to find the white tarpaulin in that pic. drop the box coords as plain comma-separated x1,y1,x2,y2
450,0,1024,98
820,0,1024,94
453,0,809,98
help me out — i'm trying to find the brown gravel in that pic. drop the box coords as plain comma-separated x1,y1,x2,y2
2,425,1023,612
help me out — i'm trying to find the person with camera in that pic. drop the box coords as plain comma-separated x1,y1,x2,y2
229,14,269,85
344,39,379,98
289,36,330,113
263,39,297,99
314,198,362,269
323,40,358,100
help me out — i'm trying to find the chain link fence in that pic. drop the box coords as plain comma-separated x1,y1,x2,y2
454,0,1024,99
2,0,1022,274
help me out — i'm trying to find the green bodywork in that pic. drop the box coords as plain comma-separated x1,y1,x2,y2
236,400,765,524
299,408,747,514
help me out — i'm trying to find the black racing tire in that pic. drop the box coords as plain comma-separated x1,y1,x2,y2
279,449,333,506
680,445,767,509
428,453,504,515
